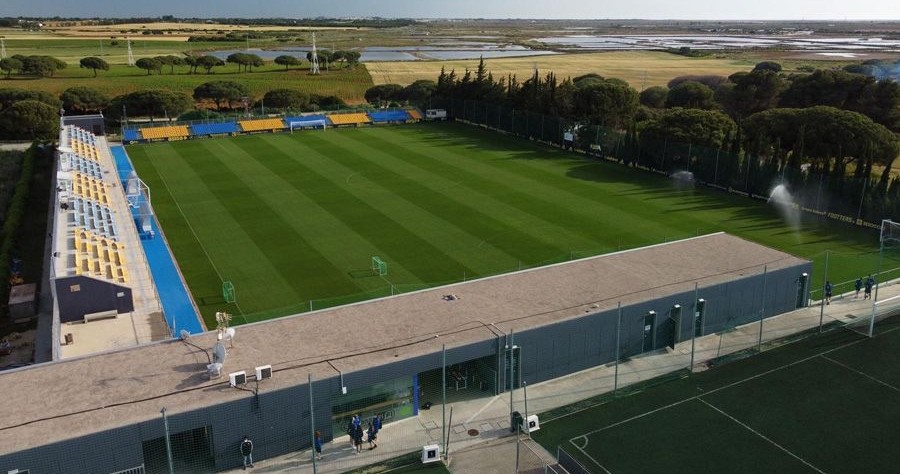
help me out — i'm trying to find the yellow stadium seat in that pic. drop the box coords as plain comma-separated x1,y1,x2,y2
407,109,423,120
327,113,371,126
139,126,190,140
238,119,287,132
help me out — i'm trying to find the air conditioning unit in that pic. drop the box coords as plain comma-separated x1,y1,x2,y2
229,371,247,387
421,444,441,464
255,365,272,380
524,414,540,433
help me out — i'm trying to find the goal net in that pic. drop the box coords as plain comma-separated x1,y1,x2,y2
371,256,388,276
847,219,900,337
223,281,236,304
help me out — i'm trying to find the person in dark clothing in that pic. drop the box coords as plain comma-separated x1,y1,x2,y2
855,278,863,298
367,422,378,449
373,413,383,433
865,276,875,300
240,435,254,469
353,424,364,454
314,430,323,460
825,281,833,305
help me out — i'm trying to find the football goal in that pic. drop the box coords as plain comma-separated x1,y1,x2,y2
371,256,388,276
223,280,236,304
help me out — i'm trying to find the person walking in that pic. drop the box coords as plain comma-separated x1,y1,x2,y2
367,421,378,450
855,277,863,298
314,430,323,460
373,413,383,433
825,281,833,305
240,435,254,470
865,276,875,300
353,423,364,454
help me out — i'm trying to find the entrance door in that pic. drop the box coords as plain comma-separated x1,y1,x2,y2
694,299,706,337
665,305,682,349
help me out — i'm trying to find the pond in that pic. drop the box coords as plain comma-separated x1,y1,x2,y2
532,34,900,51
208,44,557,62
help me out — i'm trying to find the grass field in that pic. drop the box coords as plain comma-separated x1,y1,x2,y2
366,51,759,89
126,122,892,328
533,316,900,473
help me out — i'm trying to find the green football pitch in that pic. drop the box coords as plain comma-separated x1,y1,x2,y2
533,316,900,474
126,122,893,328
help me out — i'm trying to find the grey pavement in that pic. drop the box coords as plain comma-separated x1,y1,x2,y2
223,280,900,474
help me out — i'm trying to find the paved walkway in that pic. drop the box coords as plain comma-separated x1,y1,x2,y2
223,280,900,473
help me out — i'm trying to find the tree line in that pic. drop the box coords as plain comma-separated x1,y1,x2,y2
365,58,899,225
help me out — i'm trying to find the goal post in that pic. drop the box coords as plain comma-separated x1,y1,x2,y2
290,120,327,134
371,256,387,276
223,280,236,304
856,219,900,337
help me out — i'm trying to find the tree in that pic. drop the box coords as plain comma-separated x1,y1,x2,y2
79,56,109,77
641,108,737,149
135,57,162,75
274,55,301,70
246,54,264,72
364,84,404,105
780,69,899,131
196,55,224,74
341,51,361,68
667,75,729,89
60,87,110,114
183,55,199,74
226,53,250,72
639,86,668,109
262,89,309,110
401,80,437,104
572,79,639,128
666,81,716,109
717,70,786,119
18,55,67,77
0,58,23,79
193,80,249,110
753,61,783,73
155,55,185,74
0,88,61,110
107,90,193,119
0,100,59,140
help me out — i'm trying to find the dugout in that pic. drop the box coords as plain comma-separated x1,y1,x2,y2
0,233,811,473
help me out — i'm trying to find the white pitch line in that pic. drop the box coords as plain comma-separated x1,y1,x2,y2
821,355,900,394
698,398,826,474
569,438,612,474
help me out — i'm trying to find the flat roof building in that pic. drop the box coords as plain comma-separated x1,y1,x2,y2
0,232,810,473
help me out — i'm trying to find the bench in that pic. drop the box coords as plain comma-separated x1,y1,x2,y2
83,309,118,323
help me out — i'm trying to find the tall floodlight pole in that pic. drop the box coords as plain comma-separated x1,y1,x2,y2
126,38,135,66
1,38,7,59
310,33,320,75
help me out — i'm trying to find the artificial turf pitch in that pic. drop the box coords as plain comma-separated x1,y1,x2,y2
127,122,890,327
533,318,900,474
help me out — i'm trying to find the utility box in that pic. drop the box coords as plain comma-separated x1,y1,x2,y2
8,284,36,322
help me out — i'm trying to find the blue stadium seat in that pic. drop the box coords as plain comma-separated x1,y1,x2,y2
123,129,141,142
189,122,240,136
369,110,411,123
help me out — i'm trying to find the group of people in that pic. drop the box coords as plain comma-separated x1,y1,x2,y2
238,413,384,469
347,413,383,454
825,275,876,305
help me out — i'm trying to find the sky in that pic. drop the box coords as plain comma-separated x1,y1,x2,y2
1,0,897,20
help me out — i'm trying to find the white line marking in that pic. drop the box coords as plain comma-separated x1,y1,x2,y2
464,395,500,424
552,324,900,435
821,355,900,394
698,398,826,474
569,438,612,474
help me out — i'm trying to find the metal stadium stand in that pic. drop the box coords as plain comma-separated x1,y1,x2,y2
327,112,372,126
122,128,142,142
71,197,119,239
70,172,111,206
369,110,411,123
60,153,104,180
139,125,190,140
73,228,129,284
190,121,240,136
407,108,424,120
238,118,287,132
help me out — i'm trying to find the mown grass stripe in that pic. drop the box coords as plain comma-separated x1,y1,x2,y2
169,140,359,304
303,130,572,265
232,134,479,283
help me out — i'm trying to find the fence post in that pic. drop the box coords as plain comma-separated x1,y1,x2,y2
690,283,698,371
509,330,515,420
818,251,829,332
442,344,447,458
757,265,768,352
523,381,529,438
309,373,317,474
614,302,622,393
161,407,175,474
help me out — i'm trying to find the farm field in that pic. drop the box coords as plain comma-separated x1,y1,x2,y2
126,121,893,328
0,62,373,104
366,51,758,88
